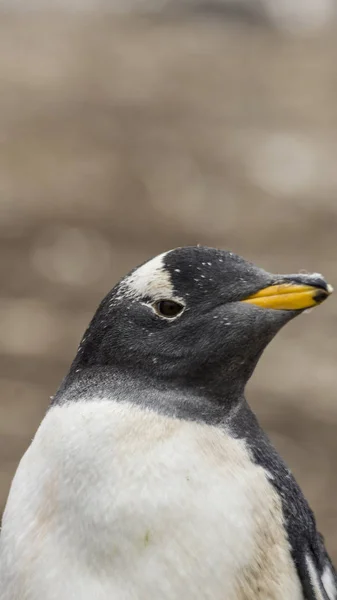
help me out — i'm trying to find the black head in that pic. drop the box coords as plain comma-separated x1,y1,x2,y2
57,246,332,403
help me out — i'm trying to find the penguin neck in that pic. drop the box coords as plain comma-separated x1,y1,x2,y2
52,364,249,428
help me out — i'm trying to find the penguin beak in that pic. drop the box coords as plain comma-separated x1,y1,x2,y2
242,274,333,311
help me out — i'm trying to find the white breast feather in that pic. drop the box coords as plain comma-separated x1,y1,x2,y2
0,400,304,600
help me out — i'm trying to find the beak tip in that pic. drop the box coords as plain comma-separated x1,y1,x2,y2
313,288,332,305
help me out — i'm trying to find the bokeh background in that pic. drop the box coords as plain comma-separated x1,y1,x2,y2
0,0,337,562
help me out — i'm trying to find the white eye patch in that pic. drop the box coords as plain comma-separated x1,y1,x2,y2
117,251,184,304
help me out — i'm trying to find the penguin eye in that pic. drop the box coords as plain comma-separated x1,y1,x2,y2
154,300,184,319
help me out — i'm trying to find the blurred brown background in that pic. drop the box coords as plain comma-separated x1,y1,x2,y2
0,1,336,562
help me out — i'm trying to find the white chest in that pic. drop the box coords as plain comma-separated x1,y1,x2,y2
0,400,303,600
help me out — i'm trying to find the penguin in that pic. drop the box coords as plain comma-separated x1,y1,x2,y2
0,245,336,600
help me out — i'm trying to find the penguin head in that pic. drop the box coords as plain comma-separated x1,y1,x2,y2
66,246,332,397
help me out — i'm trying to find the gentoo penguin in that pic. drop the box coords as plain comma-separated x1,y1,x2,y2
0,246,335,600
